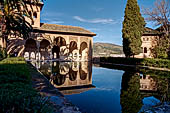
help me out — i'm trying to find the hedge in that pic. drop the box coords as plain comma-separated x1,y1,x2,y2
100,57,170,69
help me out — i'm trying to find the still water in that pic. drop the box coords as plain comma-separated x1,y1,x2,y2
32,61,170,113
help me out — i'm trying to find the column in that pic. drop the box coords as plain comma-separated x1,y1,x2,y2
77,37,80,61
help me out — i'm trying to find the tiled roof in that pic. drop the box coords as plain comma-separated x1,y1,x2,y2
144,27,160,35
36,23,96,36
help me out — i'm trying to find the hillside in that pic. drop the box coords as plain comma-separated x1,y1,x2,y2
93,42,124,57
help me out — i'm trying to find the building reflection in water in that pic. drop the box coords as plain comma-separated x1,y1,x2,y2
120,70,170,113
140,74,157,91
32,61,94,95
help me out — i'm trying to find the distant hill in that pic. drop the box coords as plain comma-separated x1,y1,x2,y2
93,42,124,57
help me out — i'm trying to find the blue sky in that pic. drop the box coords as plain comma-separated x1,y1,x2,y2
41,0,156,46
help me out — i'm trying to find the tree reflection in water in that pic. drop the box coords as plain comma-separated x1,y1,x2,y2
120,70,170,113
120,71,142,113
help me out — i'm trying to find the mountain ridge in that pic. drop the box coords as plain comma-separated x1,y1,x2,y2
93,42,124,57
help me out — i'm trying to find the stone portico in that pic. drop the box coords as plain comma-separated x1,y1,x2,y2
5,1,96,61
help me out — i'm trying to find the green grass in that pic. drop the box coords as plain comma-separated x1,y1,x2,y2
0,57,53,113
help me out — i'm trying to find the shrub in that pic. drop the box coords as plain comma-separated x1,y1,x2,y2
100,57,170,68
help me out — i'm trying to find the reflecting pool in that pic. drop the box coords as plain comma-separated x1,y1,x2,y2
33,61,170,113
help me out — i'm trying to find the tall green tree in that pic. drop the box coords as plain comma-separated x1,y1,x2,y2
122,0,145,57
120,71,142,113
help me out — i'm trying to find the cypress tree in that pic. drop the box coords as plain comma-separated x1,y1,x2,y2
122,0,146,57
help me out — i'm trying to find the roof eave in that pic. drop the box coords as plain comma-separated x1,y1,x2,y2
33,28,96,37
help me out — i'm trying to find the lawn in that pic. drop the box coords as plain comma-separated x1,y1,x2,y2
0,57,53,113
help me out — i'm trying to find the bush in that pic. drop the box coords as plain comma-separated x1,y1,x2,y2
100,57,170,68
0,57,53,113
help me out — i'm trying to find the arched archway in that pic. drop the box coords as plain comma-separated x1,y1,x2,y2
80,42,88,61
54,37,66,47
24,38,37,60
52,74,66,86
52,37,66,59
69,41,78,60
80,69,87,80
69,68,77,81
40,39,50,60
69,41,77,53
79,62,87,80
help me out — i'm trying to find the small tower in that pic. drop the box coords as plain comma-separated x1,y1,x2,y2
25,1,44,28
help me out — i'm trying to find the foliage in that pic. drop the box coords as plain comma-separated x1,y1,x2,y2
144,0,170,59
100,57,170,68
0,57,53,113
0,0,44,48
151,36,169,59
0,46,7,59
120,71,142,113
122,0,146,57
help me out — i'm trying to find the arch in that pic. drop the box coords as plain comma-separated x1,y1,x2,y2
144,47,147,53
69,68,77,81
40,39,50,50
80,42,88,54
40,39,50,60
25,38,37,50
79,42,88,60
54,37,66,47
80,69,87,80
52,74,66,86
79,63,87,80
69,41,77,53
24,38,37,60
52,37,66,59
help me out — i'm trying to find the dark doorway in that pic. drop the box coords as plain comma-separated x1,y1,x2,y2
144,47,147,53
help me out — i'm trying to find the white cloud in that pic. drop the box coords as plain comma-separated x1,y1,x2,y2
42,18,64,24
48,20,64,24
73,16,117,24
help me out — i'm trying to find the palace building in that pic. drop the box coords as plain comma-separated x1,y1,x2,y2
4,1,96,61
135,27,160,58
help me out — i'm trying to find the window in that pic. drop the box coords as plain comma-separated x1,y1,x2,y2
146,38,149,41
144,47,147,53
33,12,37,18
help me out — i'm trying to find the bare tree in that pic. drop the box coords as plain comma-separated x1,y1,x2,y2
144,0,170,36
143,0,170,58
